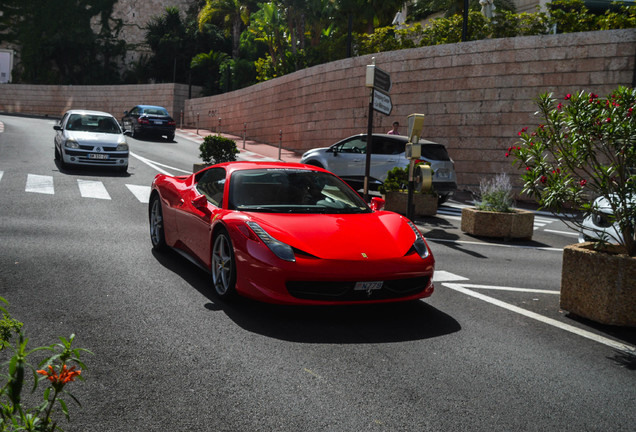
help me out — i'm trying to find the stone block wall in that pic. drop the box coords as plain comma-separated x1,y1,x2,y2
185,29,636,192
0,83,200,122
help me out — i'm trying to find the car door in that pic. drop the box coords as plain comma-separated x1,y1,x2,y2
368,136,407,182
174,167,227,268
325,137,366,181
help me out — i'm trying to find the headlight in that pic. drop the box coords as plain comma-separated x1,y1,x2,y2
407,220,430,259
116,138,129,151
65,138,79,149
246,221,295,262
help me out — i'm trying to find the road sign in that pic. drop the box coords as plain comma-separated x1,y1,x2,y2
373,89,392,116
365,65,392,93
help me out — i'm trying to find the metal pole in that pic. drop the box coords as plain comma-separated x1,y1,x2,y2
278,130,283,160
217,117,221,136
364,89,374,202
196,113,200,135
407,160,415,221
243,123,247,149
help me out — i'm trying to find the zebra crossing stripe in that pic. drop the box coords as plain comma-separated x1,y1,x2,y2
0,171,3,182
26,174,54,195
126,185,151,203
78,179,111,200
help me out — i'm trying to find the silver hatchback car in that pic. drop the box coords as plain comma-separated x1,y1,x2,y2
54,110,130,172
300,134,457,202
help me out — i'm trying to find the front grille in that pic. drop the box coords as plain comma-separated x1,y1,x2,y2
286,276,430,301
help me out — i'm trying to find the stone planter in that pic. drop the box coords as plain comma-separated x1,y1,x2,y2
460,207,534,240
383,191,437,216
560,242,636,327
193,163,212,173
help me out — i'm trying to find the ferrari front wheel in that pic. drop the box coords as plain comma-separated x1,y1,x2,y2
149,194,166,251
212,230,236,299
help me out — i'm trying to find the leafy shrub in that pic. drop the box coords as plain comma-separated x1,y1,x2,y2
199,135,239,163
510,86,636,256
477,173,515,212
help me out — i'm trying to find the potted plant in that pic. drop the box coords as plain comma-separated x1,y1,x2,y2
510,86,635,326
193,135,240,172
460,173,535,239
380,164,437,216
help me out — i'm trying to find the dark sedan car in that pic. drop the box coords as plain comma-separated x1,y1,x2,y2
122,105,176,141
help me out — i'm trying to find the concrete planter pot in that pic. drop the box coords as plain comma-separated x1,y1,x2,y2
560,242,636,327
460,207,534,240
193,163,212,173
383,191,437,216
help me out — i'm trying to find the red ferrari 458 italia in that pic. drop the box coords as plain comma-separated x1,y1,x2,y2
149,161,435,305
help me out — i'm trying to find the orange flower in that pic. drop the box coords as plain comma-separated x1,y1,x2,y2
37,364,81,385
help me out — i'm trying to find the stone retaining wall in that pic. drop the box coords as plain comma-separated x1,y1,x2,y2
0,83,200,125
185,29,636,192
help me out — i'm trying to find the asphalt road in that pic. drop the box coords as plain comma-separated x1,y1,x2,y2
0,114,634,431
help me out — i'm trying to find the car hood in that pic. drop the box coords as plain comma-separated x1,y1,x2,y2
300,147,328,160
66,131,124,145
246,211,417,260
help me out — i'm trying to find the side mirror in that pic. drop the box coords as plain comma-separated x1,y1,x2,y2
369,196,385,212
124,130,132,136
191,194,210,213
53,125,62,131
123,111,128,115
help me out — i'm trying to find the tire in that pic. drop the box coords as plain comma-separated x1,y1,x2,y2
149,194,167,251
54,145,60,161
212,229,237,299
167,133,175,141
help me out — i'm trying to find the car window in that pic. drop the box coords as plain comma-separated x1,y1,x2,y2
129,107,139,115
420,144,451,161
196,168,226,207
372,138,405,155
145,108,169,116
336,138,366,154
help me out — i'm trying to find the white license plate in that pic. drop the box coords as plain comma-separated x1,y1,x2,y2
354,281,383,291
154,121,163,125
88,154,109,160
436,170,450,179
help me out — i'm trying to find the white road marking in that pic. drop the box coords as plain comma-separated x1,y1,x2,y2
129,151,191,176
77,179,111,200
544,229,579,237
126,184,151,203
443,281,635,353
455,283,559,295
427,237,563,252
26,174,54,194
0,171,3,182
433,270,469,282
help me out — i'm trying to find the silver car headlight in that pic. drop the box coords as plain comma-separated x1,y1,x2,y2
116,138,129,151
65,138,79,149
246,221,295,262
407,220,430,259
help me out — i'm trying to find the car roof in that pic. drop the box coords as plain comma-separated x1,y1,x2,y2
136,105,168,110
340,133,439,145
64,109,115,117
205,161,328,176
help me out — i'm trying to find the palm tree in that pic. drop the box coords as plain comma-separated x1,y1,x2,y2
199,0,251,59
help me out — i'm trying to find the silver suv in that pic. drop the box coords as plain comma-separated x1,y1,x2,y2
300,134,457,203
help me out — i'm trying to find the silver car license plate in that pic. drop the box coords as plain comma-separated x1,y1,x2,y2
354,281,383,291
88,154,109,160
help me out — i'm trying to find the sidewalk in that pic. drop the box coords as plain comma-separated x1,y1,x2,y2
177,127,302,163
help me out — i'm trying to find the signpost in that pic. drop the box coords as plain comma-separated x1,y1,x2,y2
364,62,392,201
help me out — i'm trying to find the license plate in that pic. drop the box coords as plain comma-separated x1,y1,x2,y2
154,121,163,125
354,281,383,291
436,170,450,179
88,153,109,160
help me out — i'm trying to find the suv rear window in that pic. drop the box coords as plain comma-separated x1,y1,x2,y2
421,144,451,161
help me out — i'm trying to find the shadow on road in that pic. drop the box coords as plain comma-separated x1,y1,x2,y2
152,248,461,344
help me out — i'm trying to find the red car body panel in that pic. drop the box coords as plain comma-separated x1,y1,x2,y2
150,161,435,305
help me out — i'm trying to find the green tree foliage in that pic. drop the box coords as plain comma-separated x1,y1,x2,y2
0,0,126,84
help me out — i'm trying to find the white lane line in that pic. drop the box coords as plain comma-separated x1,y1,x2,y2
456,283,559,295
433,270,469,282
0,171,3,182
77,179,111,200
129,151,191,175
126,184,151,203
544,229,579,237
427,237,563,252
443,282,635,353
26,174,54,195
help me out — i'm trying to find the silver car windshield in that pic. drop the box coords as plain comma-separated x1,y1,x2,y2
229,169,371,214
66,114,122,134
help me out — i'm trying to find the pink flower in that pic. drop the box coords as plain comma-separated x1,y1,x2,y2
557,103,563,110
580,179,587,187
565,94,571,100
540,176,547,184
518,127,528,136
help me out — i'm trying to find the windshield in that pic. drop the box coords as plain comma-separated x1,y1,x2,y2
229,169,371,214
66,114,122,134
